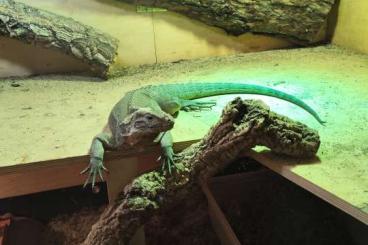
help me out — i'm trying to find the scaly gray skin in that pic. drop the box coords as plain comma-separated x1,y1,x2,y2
81,83,325,187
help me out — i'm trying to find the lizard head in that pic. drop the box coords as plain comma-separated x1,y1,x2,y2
116,107,175,147
130,107,174,131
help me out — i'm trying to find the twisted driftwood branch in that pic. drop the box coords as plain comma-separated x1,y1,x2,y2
121,0,335,43
0,0,118,78
83,98,320,244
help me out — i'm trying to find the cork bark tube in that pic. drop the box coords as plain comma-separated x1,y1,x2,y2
121,0,335,43
83,98,320,245
0,0,119,78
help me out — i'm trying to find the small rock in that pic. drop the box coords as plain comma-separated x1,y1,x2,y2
44,112,55,117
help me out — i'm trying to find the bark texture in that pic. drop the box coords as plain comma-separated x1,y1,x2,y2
83,98,320,245
122,0,335,43
0,0,118,78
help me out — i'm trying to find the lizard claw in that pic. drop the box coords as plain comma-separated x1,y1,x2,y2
80,157,108,189
157,146,176,174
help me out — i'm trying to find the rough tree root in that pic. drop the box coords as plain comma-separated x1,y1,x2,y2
120,0,335,43
0,0,118,78
83,98,320,245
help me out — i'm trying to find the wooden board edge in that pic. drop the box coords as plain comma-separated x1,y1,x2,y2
0,140,198,199
200,179,241,245
246,150,368,225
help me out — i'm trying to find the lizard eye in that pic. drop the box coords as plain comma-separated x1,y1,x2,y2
146,115,154,120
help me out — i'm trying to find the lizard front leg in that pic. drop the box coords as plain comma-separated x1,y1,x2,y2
81,132,113,188
158,131,176,174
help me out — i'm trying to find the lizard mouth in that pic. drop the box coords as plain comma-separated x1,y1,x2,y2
134,121,173,130
134,121,164,130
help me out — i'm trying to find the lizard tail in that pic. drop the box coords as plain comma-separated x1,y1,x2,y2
160,83,326,125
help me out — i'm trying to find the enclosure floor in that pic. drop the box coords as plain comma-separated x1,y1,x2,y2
0,45,367,223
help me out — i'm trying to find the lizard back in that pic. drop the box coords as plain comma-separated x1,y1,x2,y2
140,82,325,125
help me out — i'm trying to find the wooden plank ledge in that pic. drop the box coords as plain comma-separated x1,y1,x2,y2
246,150,368,225
0,140,196,200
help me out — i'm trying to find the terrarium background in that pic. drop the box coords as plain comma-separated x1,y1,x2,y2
0,0,367,77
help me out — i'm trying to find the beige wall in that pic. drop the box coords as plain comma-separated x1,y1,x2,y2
0,0,293,77
332,0,368,54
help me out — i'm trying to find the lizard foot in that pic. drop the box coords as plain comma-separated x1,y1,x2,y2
80,157,108,189
157,146,177,174
181,99,217,112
